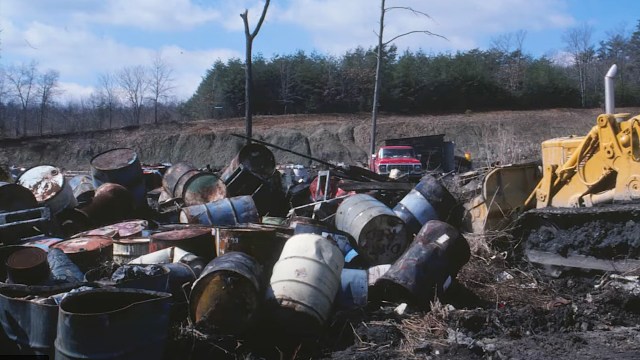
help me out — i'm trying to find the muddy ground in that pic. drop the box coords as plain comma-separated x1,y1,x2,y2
163,231,640,360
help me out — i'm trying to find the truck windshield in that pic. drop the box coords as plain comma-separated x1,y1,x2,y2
382,148,414,158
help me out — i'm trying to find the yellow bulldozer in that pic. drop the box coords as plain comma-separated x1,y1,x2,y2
466,65,640,272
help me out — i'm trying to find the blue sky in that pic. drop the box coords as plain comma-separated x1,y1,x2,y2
1,0,639,102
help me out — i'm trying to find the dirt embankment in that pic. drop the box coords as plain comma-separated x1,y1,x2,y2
2,108,639,171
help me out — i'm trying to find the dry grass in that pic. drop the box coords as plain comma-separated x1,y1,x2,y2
397,298,451,354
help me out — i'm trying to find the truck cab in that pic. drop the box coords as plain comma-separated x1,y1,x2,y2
370,145,423,177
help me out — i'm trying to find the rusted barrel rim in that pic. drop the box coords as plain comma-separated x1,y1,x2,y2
90,148,138,170
58,287,173,315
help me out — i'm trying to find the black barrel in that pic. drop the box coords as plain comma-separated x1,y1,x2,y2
374,220,470,307
55,288,172,360
0,182,40,244
90,148,146,209
220,144,276,182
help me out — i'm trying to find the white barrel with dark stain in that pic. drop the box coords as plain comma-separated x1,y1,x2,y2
335,194,408,265
17,165,77,215
267,234,343,334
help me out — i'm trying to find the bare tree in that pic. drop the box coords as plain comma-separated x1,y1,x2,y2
563,24,595,107
370,0,445,160
97,72,118,129
148,54,175,124
491,30,527,92
240,0,270,143
118,65,148,126
37,69,60,136
5,60,38,137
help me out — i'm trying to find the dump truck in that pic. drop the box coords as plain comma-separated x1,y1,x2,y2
467,64,640,272
369,145,423,178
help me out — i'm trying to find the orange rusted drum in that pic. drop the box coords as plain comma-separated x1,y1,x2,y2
76,183,135,227
52,236,113,272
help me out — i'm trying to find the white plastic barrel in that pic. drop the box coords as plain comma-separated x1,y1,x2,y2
268,234,344,330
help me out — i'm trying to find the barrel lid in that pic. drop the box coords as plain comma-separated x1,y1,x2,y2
19,235,64,248
6,247,48,270
0,182,39,211
151,228,212,241
91,148,138,170
17,165,65,203
53,236,113,254
77,220,148,239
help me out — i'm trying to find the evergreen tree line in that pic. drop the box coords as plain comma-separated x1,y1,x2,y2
2,21,640,139
184,21,640,119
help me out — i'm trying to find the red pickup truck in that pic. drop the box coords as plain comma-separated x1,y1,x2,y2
370,145,423,177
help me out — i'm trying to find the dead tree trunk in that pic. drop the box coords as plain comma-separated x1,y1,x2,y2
240,0,270,144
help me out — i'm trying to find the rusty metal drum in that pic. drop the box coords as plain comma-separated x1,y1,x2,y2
17,165,77,215
149,228,216,262
55,288,172,360
215,225,284,276
52,236,114,272
5,247,50,285
90,148,146,209
335,194,408,266
220,143,276,182
267,234,344,334
393,175,458,237
374,220,470,306
189,252,263,334
76,182,135,227
179,195,259,226
163,163,227,206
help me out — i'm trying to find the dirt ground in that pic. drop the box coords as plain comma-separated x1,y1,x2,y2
3,108,640,171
